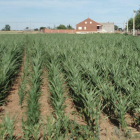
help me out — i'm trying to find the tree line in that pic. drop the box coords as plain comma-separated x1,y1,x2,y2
40,24,74,30
1,24,74,31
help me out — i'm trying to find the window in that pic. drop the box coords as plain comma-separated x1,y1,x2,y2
84,27,86,30
78,27,82,30
85,21,87,24
90,21,92,24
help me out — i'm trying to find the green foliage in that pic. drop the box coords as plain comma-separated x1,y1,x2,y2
2,24,11,31
22,119,41,140
57,24,67,29
18,51,29,106
25,27,29,30
136,10,140,29
46,55,66,118
0,36,24,105
1,34,140,139
128,10,140,30
123,32,128,36
40,27,46,30
57,24,74,29
114,25,118,30
34,28,39,31
40,33,140,135
128,18,133,30
67,24,74,29
25,41,43,127
0,114,15,140
118,28,122,31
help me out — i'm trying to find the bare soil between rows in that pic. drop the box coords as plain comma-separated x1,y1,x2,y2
0,61,26,136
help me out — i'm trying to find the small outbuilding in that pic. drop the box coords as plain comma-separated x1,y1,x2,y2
100,22,114,33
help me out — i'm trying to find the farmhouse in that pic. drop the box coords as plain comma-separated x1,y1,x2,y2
41,18,114,34
76,18,114,33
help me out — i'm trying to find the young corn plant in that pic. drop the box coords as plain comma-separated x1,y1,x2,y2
111,91,134,131
62,59,102,139
0,44,24,105
47,61,66,118
44,48,98,139
18,52,29,106
45,52,73,138
22,119,41,140
24,43,43,128
42,115,94,140
80,87,102,138
0,113,15,140
18,77,26,106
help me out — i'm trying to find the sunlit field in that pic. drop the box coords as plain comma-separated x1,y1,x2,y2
0,34,140,140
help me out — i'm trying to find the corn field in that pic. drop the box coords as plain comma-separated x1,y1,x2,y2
0,34,140,140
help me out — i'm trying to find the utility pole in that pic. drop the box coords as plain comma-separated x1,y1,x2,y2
127,17,129,33
133,10,136,36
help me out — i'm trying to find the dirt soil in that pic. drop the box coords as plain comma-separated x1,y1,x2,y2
64,93,87,126
100,113,140,140
100,113,120,140
40,71,53,118
0,62,26,137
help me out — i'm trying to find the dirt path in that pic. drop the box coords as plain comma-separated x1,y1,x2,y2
100,113,119,140
64,95,87,126
125,113,140,138
100,113,140,140
40,71,53,118
0,59,26,137
64,83,87,126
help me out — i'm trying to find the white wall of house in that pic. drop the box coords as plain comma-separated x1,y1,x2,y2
100,23,114,33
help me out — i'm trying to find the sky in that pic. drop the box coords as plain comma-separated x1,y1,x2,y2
0,0,140,30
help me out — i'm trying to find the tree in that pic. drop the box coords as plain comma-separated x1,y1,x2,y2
57,24,67,29
118,28,122,31
5,25,10,31
128,9,140,30
128,18,133,30
67,24,74,29
40,27,46,30
34,28,39,31
114,25,118,30
2,24,11,31
25,27,29,30
135,10,140,29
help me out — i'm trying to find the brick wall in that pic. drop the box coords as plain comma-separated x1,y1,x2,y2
42,28,76,34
